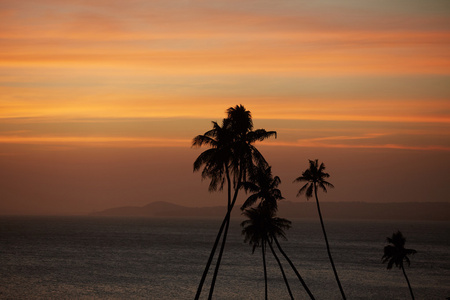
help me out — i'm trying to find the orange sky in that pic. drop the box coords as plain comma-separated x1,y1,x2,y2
1,0,449,215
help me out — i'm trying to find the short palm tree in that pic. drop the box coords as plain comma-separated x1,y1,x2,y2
192,105,276,299
241,206,293,300
242,166,314,299
294,159,346,299
382,231,417,300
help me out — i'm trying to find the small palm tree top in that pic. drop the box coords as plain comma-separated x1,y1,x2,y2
382,231,417,270
294,159,334,199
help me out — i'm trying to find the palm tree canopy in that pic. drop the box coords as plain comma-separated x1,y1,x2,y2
241,166,283,211
382,231,417,270
241,206,291,253
294,159,334,199
192,105,276,191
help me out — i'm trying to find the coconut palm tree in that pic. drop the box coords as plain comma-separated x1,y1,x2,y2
240,165,315,299
192,105,276,299
382,231,417,300
294,159,346,299
241,206,294,300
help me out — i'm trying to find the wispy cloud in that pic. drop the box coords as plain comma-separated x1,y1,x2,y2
262,132,450,151
264,140,450,151
0,135,191,148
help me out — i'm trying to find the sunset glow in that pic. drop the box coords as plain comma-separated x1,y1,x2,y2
1,0,449,215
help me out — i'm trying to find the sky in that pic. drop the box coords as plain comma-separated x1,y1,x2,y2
1,0,449,215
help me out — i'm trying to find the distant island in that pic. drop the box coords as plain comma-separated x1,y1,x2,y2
90,201,450,221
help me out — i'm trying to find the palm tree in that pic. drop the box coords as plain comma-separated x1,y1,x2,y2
294,159,346,299
382,231,417,300
241,206,294,300
241,166,315,299
192,105,276,299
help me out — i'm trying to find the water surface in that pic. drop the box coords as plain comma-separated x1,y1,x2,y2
1,217,449,299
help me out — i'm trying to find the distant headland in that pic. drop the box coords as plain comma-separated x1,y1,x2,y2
90,201,450,221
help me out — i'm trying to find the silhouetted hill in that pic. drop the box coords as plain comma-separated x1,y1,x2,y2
91,201,450,221
91,201,225,217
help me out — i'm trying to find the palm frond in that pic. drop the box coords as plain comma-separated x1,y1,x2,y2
306,184,314,199
247,129,277,142
193,148,216,171
240,181,260,193
241,194,260,210
296,182,310,197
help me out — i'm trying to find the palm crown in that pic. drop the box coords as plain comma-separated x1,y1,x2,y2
241,206,291,253
382,231,417,270
294,159,334,198
241,166,283,211
193,105,276,191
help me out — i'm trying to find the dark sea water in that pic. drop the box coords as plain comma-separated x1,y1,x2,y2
0,216,449,299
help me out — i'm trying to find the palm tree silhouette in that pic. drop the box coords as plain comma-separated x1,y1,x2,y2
241,206,293,300
241,166,315,298
192,105,276,299
294,159,346,299
382,231,417,300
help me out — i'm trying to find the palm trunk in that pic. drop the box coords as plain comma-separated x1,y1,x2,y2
268,240,294,300
314,184,346,300
207,214,230,300
401,265,415,300
195,165,233,300
262,242,268,300
207,167,243,299
194,208,228,300
273,236,315,300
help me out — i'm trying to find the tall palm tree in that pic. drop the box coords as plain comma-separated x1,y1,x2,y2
241,206,294,300
294,159,346,299
192,105,276,299
382,231,417,300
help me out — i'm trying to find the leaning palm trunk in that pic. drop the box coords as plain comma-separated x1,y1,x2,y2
401,265,415,300
195,166,237,300
207,168,243,299
207,215,231,299
273,236,315,300
314,185,346,300
268,240,294,300
194,202,229,299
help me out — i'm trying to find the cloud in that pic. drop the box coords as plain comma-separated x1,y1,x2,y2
0,135,191,148
264,139,450,152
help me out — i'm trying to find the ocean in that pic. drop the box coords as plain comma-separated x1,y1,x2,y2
0,216,449,299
